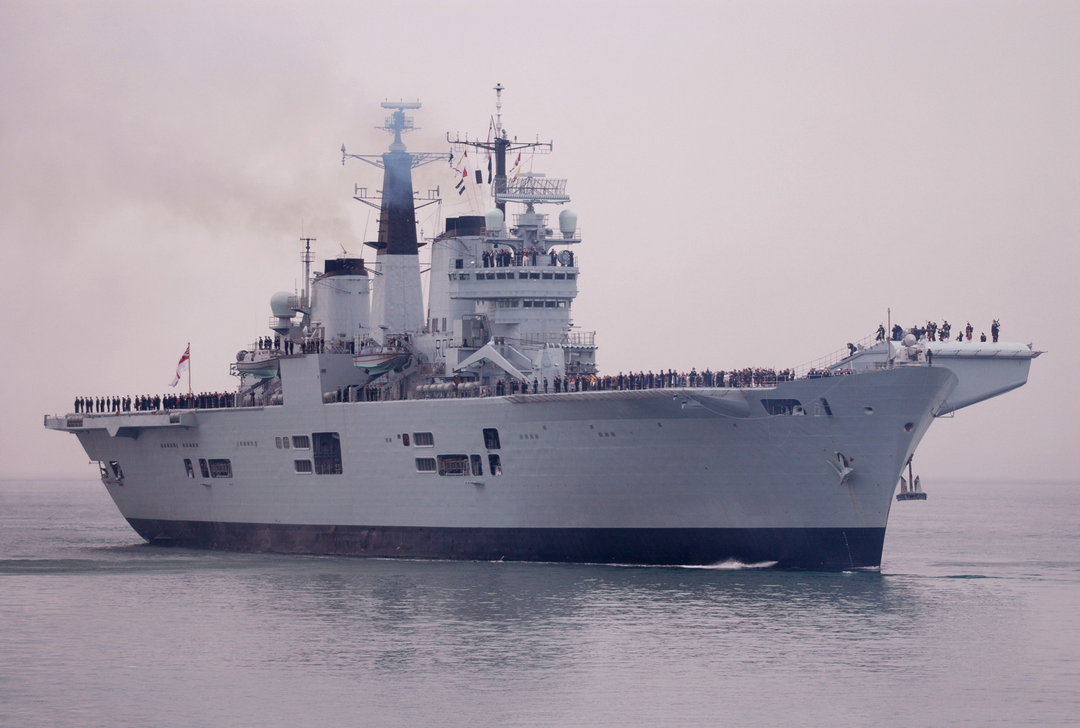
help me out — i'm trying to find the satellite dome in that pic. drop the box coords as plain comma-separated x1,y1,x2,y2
558,209,577,237
903,333,917,347
270,291,293,317
485,208,504,232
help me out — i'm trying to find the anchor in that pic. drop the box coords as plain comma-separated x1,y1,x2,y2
829,452,855,485
896,455,927,501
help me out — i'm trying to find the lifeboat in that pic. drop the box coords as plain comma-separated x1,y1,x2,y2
353,345,410,375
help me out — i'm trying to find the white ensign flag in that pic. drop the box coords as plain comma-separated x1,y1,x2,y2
169,345,190,387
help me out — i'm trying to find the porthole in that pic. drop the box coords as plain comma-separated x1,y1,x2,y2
904,422,914,432
863,407,874,415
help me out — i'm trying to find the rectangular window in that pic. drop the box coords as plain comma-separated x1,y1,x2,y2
519,272,529,279
483,428,501,449
542,272,553,280
545,301,557,308
760,399,803,416
555,273,565,280
522,300,533,308
402,433,410,446
283,436,290,449
199,458,210,478
432,318,439,332
184,459,195,478
496,273,506,280
470,454,484,476
442,318,447,332
109,461,123,479
208,459,232,478
415,457,437,473
313,432,343,475
530,273,539,280
459,273,470,280
292,435,310,450
275,437,282,449
436,454,470,476
488,454,502,476
294,459,313,474
455,259,464,269
567,274,576,280
413,432,434,447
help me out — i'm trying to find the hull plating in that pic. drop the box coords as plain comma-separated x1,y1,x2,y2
128,519,887,569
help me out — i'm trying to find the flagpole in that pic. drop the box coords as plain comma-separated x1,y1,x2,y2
187,342,192,395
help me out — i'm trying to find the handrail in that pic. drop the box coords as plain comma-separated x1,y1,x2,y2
794,332,880,378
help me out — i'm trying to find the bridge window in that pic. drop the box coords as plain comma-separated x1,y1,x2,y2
470,454,484,476
483,428,501,449
542,272,553,280
555,273,565,280
523,301,533,308
437,454,470,476
198,458,210,478
313,432,343,474
488,454,502,476
294,459,312,474
208,459,232,478
566,274,576,280
413,432,434,447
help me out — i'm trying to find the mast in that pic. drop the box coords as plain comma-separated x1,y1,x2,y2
887,307,893,369
300,237,315,306
342,102,443,338
447,84,553,215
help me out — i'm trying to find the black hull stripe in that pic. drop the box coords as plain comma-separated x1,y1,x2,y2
126,519,886,569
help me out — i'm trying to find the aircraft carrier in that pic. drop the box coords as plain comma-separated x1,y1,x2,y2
44,88,1040,568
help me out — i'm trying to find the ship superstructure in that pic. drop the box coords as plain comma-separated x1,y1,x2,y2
44,89,1040,568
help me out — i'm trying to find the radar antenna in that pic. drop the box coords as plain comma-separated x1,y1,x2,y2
342,100,444,170
446,84,555,213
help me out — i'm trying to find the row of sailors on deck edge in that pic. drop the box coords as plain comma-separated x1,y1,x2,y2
482,247,574,268
74,392,236,414
875,320,1002,344
494,368,801,396
73,366,817,414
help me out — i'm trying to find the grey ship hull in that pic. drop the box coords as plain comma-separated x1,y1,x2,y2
54,366,956,569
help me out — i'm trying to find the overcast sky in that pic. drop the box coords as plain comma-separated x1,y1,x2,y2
1,0,1076,481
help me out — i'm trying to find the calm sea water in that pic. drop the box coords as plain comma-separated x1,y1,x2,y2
1,478,1077,727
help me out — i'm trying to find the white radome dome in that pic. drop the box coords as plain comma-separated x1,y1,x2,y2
485,208,504,232
558,209,577,236
270,291,293,317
